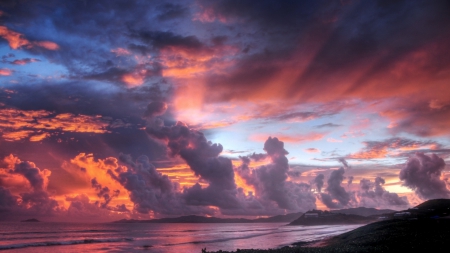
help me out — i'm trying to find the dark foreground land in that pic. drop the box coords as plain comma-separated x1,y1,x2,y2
205,218,450,253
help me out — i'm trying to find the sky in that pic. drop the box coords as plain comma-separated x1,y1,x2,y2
1,0,450,222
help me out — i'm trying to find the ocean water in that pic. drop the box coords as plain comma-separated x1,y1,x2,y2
0,222,362,252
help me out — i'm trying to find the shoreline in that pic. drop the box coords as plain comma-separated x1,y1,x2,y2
205,219,450,253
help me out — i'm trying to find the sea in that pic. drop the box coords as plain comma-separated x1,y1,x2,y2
0,222,362,252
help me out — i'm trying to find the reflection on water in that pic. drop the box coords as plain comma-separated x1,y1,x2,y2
0,222,362,252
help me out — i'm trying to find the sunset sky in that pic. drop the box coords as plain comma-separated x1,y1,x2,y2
1,0,450,222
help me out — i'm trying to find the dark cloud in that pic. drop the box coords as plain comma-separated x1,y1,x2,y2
198,0,450,103
313,174,325,192
399,153,450,199
130,29,204,52
12,161,47,191
347,175,353,186
338,158,349,169
315,123,341,128
109,154,202,215
147,120,241,210
144,101,168,118
320,167,351,208
237,137,316,212
156,3,188,21
0,186,18,216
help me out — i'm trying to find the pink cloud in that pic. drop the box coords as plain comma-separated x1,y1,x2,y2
0,25,59,50
111,47,131,56
304,148,320,153
327,137,343,143
250,133,324,143
0,68,12,76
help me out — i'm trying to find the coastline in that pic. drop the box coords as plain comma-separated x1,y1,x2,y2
205,219,450,253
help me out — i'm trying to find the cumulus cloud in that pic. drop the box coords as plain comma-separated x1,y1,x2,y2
358,177,408,208
0,155,61,220
108,153,214,216
320,167,352,208
313,174,325,192
147,120,241,210
399,153,450,199
236,137,317,213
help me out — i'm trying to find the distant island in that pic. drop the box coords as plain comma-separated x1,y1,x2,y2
113,212,303,224
20,218,40,222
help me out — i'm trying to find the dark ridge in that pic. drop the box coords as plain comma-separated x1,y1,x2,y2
330,207,396,217
289,210,374,226
113,212,302,223
20,219,40,222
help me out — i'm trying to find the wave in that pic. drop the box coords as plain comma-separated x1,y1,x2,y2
164,226,328,247
0,229,123,236
0,238,133,250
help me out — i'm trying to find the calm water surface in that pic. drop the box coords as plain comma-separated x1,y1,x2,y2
0,222,362,252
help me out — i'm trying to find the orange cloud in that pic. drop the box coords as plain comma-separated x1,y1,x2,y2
0,25,30,49
0,108,110,141
29,132,50,142
1,154,51,192
0,25,59,50
63,153,132,209
348,147,389,159
156,165,206,188
1,130,34,141
33,41,60,50
0,68,12,76
122,72,145,87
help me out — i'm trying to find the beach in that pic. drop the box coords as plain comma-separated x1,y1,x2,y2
206,219,450,253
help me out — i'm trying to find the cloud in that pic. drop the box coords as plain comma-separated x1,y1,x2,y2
399,153,450,199
347,137,442,159
10,58,40,65
0,25,59,50
383,99,450,137
316,123,341,128
358,177,409,208
111,48,131,56
12,160,51,191
250,133,324,143
109,153,214,216
327,138,343,143
313,174,324,192
305,148,320,153
320,167,352,208
236,137,317,212
147,119,242,211
0,108,111,141
144,101,168,118
0,155,61,220
0,68,12,76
